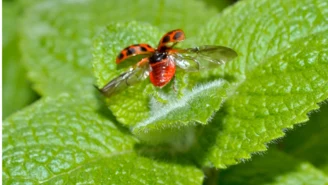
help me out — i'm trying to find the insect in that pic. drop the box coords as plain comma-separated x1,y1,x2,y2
99,29,237,97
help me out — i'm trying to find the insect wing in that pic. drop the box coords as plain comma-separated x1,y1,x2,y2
116,44,155,65
158,29,185,50
99,62,150,97
173,45,238,71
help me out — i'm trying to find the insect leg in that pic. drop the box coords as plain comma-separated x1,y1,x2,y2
137,58,149,67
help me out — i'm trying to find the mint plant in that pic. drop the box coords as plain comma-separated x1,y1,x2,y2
3,0,328,184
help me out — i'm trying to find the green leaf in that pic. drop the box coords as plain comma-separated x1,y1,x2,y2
201,0,328,79
3,1,38,118
323,165,328,175
20,0,223,97
281,102,328,170
2,95,203,184
3,2,18,46
190,0,328,168
218,149,328,185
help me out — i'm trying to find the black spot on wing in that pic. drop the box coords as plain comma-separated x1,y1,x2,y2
118,53,124,59
140,46,148,52
162,35,170,43
173,31,183,40
127,47,136,56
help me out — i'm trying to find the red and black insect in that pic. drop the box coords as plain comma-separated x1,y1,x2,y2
99,29,237,97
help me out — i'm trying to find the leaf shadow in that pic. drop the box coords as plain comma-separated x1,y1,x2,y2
134,141,204,167
133,108,227,168
217,149,305,185
189,108,227,165
278,102,328,168
93,88,132,136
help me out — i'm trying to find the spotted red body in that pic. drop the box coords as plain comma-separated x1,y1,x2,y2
99,29,238,97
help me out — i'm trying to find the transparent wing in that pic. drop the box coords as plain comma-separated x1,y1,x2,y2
99,61,150,97
172,45,238,71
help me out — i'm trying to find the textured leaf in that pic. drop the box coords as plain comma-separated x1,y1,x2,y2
282,102,328,169
20,0,223,97
2,95,203,184
218,149,328,185
190,0,328,168
201,0,328,79
3,2,38,118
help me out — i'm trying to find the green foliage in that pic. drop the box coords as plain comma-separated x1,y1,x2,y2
3,0,328,184
194,31,328,168
2,2,38,118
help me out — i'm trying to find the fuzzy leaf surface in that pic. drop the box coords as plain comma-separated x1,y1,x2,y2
132,80,229,142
